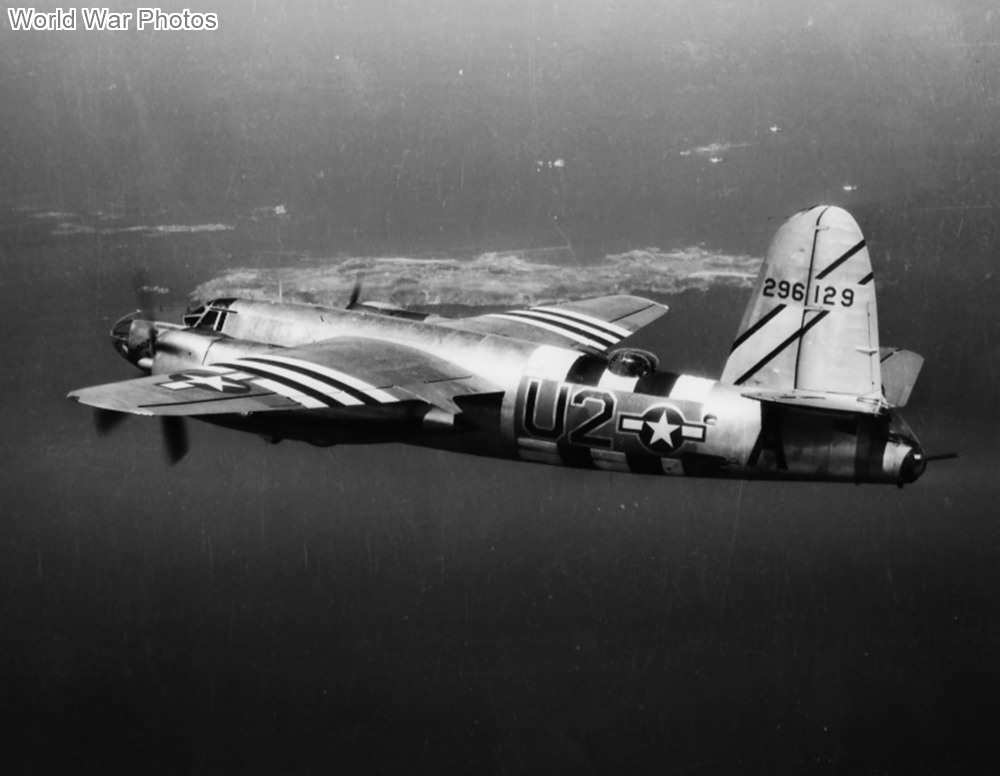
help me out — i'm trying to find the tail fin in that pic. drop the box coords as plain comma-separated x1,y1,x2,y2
721,206,883,407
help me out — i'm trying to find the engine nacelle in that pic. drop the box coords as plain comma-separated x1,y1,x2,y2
150,329,223,374
150,330,278,375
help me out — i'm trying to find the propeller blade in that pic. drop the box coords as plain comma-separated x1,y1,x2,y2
94,408,129,436
161,416,189,464
133,268,156,322
347,277,362,309
130,268,163,357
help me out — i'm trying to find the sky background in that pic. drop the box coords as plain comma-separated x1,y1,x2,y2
1,1,998,773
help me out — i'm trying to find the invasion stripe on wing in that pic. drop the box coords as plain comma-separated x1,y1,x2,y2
531,306,632,338
486,313,611,350
245,355,398,404
504,310,620,347
216,361,360,407
248,377,328,409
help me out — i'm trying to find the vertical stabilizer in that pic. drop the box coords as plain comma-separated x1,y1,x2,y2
721,206,882,402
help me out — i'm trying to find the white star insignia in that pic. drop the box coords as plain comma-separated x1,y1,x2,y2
186,374,239,392
646,411,679,445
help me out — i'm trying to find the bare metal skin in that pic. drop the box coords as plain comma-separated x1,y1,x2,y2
72,206,928,486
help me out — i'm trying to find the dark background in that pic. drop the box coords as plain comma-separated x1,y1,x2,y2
1,1,997,773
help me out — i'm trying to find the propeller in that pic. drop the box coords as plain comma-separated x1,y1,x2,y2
134,268,157,321
133,268,159,356
94,408,129,437
92,408,190,464
96,270,192,463
346,276,362,309
161,416,189,464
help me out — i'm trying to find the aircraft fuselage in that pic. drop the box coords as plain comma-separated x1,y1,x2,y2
174,300,920,485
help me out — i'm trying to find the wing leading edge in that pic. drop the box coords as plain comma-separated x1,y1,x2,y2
68,337,498,417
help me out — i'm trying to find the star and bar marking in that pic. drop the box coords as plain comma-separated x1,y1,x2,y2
162,370,253,394
617,404,707,454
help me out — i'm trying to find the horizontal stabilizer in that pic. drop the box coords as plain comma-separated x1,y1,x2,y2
879,348,924,408
741,388,888,415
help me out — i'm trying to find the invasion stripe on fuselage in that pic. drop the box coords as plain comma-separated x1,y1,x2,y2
597,371,640,393
565,354,607,386
625,451,664,474
591,449,631,473
633,370,680,397
557,441,596,469
526,345,586,381
668,374,716,403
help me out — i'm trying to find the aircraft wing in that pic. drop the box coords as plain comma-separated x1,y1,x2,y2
68,337,498,417
440,294,667,352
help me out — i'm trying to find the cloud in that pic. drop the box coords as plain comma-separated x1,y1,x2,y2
48,219,234,237
690,141,753,156
191,247,762,309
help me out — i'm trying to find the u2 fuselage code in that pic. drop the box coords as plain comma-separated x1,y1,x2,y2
515,377,708,458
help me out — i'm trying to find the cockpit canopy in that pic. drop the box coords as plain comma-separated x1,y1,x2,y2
183,298,237,331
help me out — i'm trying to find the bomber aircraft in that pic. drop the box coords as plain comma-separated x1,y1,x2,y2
70,205,946,486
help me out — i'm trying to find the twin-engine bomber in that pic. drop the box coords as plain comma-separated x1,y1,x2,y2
70,206,944,486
